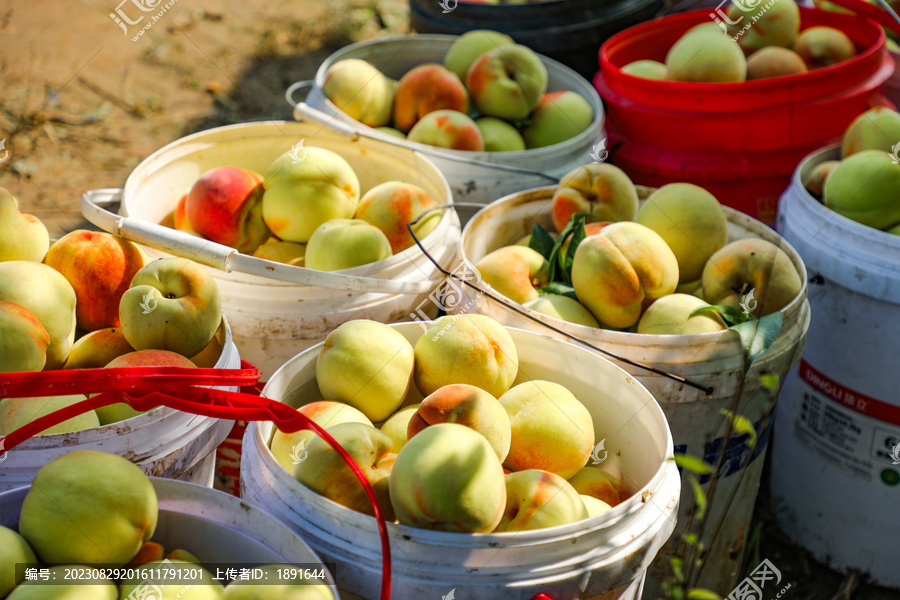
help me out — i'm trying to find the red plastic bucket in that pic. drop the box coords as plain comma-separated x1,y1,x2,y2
594,7,893,223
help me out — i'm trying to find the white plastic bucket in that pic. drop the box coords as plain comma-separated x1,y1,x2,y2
117,121,460,378
0,477,340,597
769,145,900,588
0,318,240,492
240,323,680,600
457,187,810,594
298,34,605,210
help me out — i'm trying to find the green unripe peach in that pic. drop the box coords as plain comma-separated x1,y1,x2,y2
621,60,668,80
666,29,746,82
824,150,900,229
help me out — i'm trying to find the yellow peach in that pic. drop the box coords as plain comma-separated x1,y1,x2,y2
293,422,396,519
551,163,638,232
354,181,440,253
637,183,728,283
323,59,394,127
568,466,629,507
499,380,594,479
702,238,801,316
475,245,549,304
393,64,469,133
413,314,518,398
495,470,589,532
408,383,511,461
270,400,373,472
571,222,679,329
390,422,506,532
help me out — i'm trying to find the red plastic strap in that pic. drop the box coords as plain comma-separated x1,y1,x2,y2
0,369,391,600
0,364,261,398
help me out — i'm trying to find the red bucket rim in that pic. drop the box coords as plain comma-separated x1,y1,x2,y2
597,6,887,111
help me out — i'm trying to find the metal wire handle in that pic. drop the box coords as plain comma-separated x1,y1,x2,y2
406,206,715,395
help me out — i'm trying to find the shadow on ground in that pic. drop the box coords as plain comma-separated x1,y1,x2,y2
183,49,335,133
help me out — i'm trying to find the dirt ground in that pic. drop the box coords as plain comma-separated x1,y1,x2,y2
0,0,410,236
0,1,896,599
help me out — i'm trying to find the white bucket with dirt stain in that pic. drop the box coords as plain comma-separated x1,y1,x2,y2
117,121,460,379
0,318,239,492
0,477,340,598
296,34,605,212
240,323,680,600
457,187,810,595
769,145,900,588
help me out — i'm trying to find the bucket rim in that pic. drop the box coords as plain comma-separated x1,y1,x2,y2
308,34,605,161
0,478,340,593
786,143,900,248
598,7,888,105
253,321,677,545
459,184,809,346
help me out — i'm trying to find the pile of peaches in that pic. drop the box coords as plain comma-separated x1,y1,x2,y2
804,106,900,235
322,30,595,151
162,147,442,270
269,315,628,533
622,0,858,82
0,186,226,431
474,163,802,333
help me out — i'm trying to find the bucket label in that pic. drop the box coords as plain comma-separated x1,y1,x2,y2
792,359,900,484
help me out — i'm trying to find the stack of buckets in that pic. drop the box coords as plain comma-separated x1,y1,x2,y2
593,7,893,223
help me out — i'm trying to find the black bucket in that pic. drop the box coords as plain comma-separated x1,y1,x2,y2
408,0,665,80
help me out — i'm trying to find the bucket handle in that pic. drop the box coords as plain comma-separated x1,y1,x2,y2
285,81,561,184
406,209,716,395
81,189,440,295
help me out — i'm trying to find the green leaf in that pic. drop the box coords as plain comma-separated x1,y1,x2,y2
688,475,707,521
539,284,579,302
719,409,757,449
690,304,749,327
759,373,780,394
546,212,590,283
671,454,714,475
686,589,722,600
682,533,698,546
560,219,587,284
669,557,684,583
527,223,556,261
730,311,784,373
